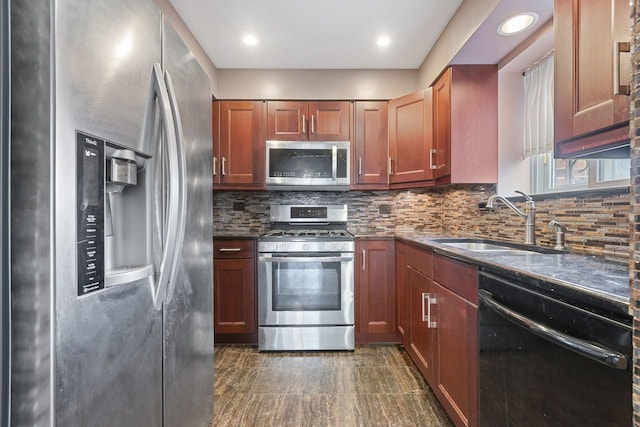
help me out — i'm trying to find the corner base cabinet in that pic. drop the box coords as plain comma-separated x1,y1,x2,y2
213,239,257,344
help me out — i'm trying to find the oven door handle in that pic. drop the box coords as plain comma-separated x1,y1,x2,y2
260,256,353,263
478,290,628,370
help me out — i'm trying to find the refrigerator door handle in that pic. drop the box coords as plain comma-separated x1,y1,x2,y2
143,63,180,310
163,70,188,304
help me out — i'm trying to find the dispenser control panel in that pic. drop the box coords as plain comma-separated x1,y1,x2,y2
76,131,105,296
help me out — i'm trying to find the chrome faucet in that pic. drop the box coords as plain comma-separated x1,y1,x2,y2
486,190,536,245
549,219,567,251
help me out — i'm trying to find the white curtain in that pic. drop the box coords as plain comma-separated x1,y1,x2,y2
523,52,554,158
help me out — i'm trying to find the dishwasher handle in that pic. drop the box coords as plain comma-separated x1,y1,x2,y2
478,289,628,370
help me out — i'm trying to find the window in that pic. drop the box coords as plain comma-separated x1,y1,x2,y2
531,154,630,194
523,52,630,194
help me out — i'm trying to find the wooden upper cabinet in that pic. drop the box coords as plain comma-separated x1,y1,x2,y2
352,101,389,189
308,101,351,140
554,0,631,157
433,65,497,184
266,101,307,140
212,100,264,189
388,89,434,186
267,101,350,141
432,73,452,180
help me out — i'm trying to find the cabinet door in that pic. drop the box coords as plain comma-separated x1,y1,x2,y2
433,65,498,184
554,0,631,157
213,258,256,335
433,282,478,427
395,243,409,346
432,72,452,180
212,100,220,184
308,101,351,141
388,89,434,185
215,100,263,187
267,101,308,140
408,267,435,384
353,101,389,189
355,240,396,342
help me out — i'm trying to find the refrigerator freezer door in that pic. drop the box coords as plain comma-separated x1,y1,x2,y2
161,20,214,427
54,0,163,426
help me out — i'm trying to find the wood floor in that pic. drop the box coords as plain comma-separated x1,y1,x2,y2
211,344,453,427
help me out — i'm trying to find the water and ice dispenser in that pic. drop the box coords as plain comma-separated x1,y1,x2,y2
76,131,152,296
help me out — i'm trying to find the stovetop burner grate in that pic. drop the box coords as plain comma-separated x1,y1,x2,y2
262,229,353,239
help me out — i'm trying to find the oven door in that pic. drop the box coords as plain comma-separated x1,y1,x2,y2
258,252,354,326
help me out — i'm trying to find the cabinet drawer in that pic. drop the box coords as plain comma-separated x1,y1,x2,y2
405,244,433,277
214,240,255,259
433,254,477,303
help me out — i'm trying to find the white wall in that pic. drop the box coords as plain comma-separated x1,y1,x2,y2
497,71,530,194
216,69,418,100
417,0,500,88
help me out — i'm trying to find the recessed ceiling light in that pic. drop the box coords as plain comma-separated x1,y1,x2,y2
377,36,390,47
497,12,539,36
243,35,258,46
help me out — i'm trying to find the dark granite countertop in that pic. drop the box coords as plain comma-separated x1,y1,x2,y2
395,233,630,319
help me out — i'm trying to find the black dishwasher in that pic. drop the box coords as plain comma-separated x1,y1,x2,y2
478,270,631,426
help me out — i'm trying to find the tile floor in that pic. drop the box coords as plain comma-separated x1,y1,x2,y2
211,344,453,427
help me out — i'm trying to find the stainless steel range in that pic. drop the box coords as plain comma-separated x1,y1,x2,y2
258,204,355,351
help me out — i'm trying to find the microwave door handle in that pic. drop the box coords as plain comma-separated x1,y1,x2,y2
260,256,354,263
332,145,337,181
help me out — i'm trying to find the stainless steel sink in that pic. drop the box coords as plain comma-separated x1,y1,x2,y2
433,238,561,255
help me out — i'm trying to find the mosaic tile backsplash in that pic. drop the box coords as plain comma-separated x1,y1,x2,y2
213,185,630,258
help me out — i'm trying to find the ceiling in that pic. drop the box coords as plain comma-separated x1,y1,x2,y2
169,0,553,70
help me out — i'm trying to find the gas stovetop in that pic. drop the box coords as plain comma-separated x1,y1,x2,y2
259,204,355,252
259,229,354,253
261,229,353,239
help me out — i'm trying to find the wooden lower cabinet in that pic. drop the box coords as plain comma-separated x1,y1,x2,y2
407,266,436,384
213,239,257,344
396,242,409,346
396,241,478,427
355,239,399,343
433,281,478,427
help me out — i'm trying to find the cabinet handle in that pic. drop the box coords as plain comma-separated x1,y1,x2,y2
429,149,437,170
361,249,366,271
422,293,437,328
213,156,217,177
221,157,226,176
302,114,306,134
388,156,393,176
358,156,362,176
218,247,241,252
614,41,631,96
311,115,315,134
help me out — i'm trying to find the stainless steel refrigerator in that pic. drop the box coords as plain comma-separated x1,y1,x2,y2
7,0,214,426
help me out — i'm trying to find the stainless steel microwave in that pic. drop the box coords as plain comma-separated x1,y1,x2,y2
265,140,350,191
